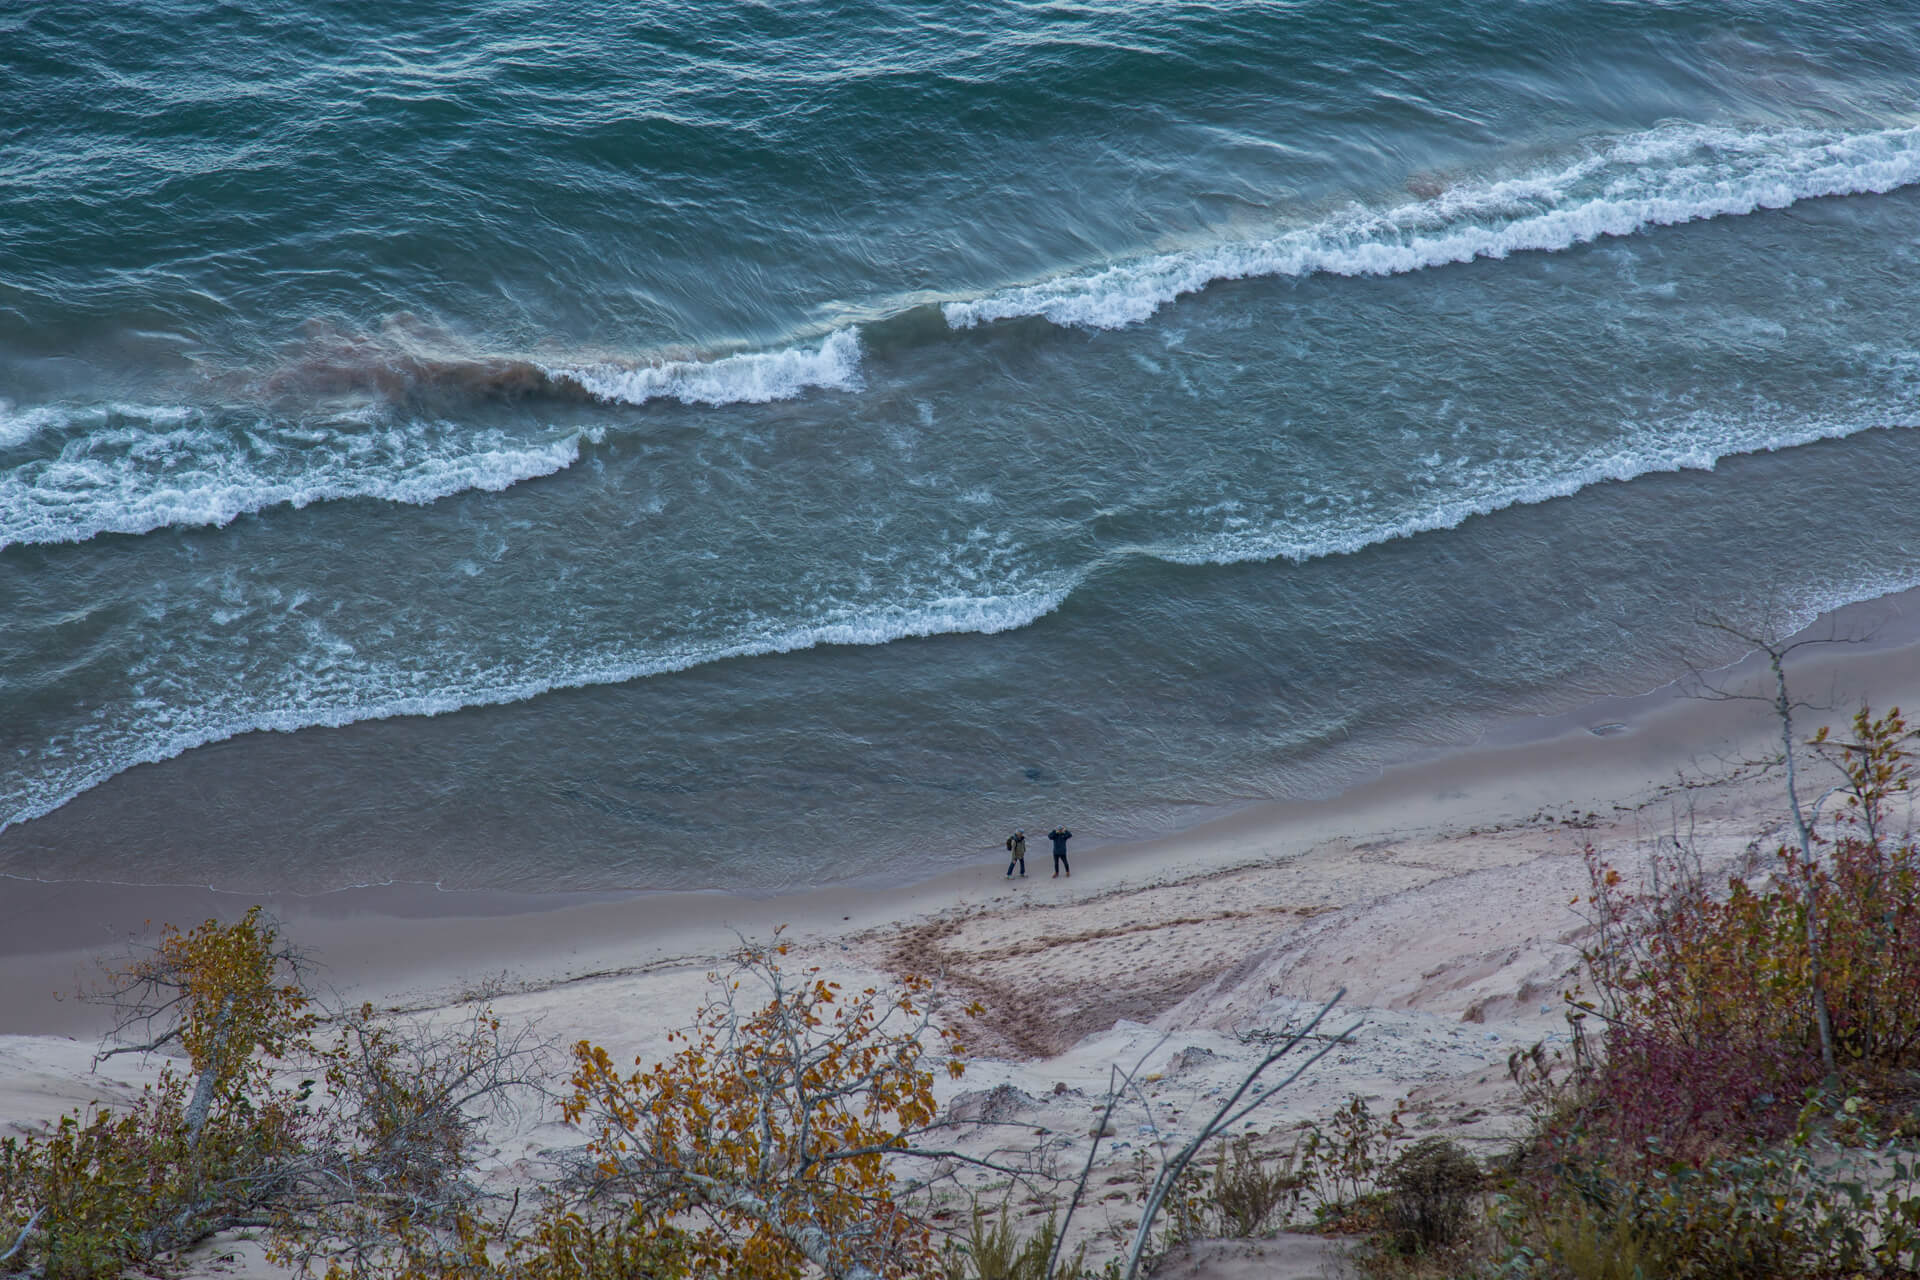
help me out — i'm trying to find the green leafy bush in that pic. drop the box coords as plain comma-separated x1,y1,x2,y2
1298,1093,1406,1223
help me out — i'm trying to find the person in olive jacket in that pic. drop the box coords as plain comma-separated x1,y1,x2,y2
1005,830,1027,878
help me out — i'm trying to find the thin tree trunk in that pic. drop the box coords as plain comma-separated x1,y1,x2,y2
1773,650,1838,1077
182,1007,235,1149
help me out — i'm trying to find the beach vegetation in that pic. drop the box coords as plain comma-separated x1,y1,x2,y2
1572,702,1920,1153
1471,700,1920,1278
1,907,314,1277
1344,696,1920,1279
1205,1132,1307,1237
938,1200,1087,1280
1297,1092,1408,1227
0,908,544,1280
1026,991,1361,1278
1378,1137,1479,1252
532,933,983,1280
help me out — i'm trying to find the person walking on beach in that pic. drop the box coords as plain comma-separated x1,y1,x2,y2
1049,827,1072,877
1005,830,1027,878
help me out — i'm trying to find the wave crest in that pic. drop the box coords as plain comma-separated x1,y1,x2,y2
547,330,863,406
0,407,593,550
1154,410,1907,570
942,122,1920,330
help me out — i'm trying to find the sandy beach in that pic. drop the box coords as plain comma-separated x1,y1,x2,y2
9,586,1920,1267
10,10,1920,1277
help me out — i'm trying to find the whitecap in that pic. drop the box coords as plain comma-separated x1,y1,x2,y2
942,122,1920,331
548,329,863,407
1150,406,1908,569
0,412,597,550
0,581,1072,835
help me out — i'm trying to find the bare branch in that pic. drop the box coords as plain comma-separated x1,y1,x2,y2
0,1209,43,1267
1124,989,1358,1280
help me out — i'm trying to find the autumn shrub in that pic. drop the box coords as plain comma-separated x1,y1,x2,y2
0,1102,166,1280
10,913,1350,1280
0,910,539,1280
1570,706,1920,1161
484,1208,694,1280
269,1001,548,1279
552,934,979,1280
1589,1024,1810,1160
0,909,315,1278
1481,703,1920,1277
1575,844,1818,1157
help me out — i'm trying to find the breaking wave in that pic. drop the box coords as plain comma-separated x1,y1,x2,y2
1153,409,1909,568
0,333,867,549
547,330,863,406
0,406,595,550
943,122,1920,330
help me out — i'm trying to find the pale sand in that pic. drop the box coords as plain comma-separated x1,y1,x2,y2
7,588,1920,1270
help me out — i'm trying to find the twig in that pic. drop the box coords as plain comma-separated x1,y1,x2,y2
1124,989,1358,1280
1045,1037,1166,1280
0,1209,43,1266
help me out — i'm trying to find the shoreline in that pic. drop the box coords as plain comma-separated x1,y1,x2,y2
10,579,1920,1271
7,582,1920,1038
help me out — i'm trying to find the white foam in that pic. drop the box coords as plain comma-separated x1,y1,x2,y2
0,401,101,450
0,328,861,547
0,582,1071,837
8,402,1918,841
0,409,596,550
548,329,863,407
943,122,1920,330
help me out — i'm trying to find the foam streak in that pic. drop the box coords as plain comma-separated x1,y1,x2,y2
0,584,1066,834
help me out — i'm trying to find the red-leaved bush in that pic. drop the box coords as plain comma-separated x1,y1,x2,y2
1574,706,1920,1159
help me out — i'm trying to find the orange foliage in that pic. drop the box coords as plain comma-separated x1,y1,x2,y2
560,935,973,1280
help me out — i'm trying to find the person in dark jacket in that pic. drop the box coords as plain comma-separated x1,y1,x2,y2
1005,830,1027,878
1048,827,1072,877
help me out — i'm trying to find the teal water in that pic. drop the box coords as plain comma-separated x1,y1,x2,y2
3,1,1919,891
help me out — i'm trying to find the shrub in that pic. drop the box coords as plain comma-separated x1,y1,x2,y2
1499,1197,1652,1280
0,910,542,1280
0,1102,168,1280
1508,1130,1920,1280
1208,1134,1304,1236
1298,1093,1405,1221
1469,700,1920,1280
553,935,977,1280
1568,705,1920,1161
1380,1138,1479,1251
0,909,313,1277
940,1201,1087,1280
